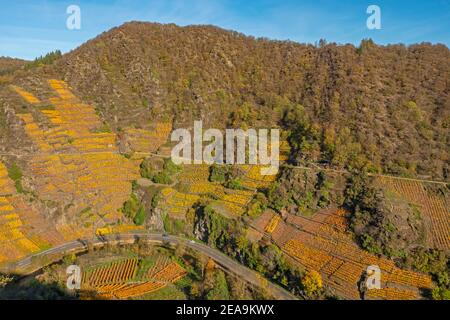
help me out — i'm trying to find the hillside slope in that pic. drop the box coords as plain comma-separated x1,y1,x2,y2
0,23,448,300
2,22,449,180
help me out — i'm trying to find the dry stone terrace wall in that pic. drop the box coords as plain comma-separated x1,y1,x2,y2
9,80,140,239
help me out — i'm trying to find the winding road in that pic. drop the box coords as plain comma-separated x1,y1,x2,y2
5,232,297,300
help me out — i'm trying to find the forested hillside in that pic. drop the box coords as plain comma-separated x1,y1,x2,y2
2,22,449,180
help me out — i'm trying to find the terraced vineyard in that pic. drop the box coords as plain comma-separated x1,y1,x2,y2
0,162,15,195
159,163,278,219
265,209,434,300
160,187,201,218
247,211,273,242
3,81,445,301
124,123,172,155
0,80,167,266
81,256,186,299
239,165,278,190
82,258,138,288
113,262,186,299
376,177,450,251
149,261,187,283
10,80,141,238
10,85,41,104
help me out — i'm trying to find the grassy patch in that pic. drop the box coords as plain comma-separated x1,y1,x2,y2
136,284,186,300
7,163,22,181
163,214,186,235
7,163,24,193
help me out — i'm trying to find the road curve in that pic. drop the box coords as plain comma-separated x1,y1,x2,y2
5,233,297,300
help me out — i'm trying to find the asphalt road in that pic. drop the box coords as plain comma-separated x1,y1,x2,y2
9,233,297,300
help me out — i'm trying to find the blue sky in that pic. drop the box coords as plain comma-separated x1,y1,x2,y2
1,0,449,60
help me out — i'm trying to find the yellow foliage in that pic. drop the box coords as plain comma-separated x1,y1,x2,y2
10,85,41,104
96,225,144,236
301,270,323,297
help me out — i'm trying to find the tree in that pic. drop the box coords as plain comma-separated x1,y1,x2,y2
282,104,321,163
432,287,450,300
300,270,323,298
0,274,14,288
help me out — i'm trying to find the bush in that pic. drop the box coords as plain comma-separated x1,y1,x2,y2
141,158,180,185
140,159,155,180
361,234,383,255
153,171,172,184
267,169,335,214
209,165,228,183
432,287,450,300
163,159,182,175
122,193,146,225
205,270,230,300
7,163,22,181
133,206,146,225
300,270,323,298
151,192,161,209
247,193,268,217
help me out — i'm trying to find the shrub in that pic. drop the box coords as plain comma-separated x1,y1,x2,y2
209,165,228,183
163,159,181,175
140,160,155,180
151,192,161,209
133,206,146,225
224,179,245,190
247,193,268,217
123,194,138,218
153,171,172,185
141,158,180,185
